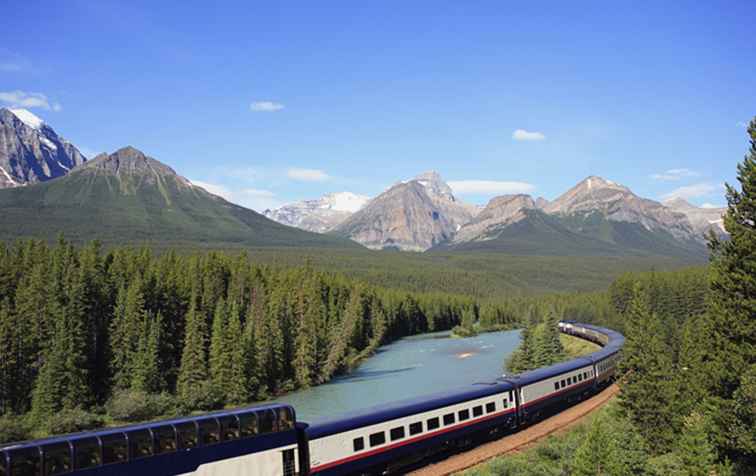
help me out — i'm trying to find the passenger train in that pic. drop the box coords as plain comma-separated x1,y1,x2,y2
1,322,623,476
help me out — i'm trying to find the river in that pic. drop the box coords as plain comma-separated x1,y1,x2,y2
274,329,521,422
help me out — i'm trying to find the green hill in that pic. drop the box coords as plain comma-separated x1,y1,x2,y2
0,146,360,249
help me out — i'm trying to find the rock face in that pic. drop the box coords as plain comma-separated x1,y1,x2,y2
264,191,370,233
544,176,698,242
333,171,475,251
663,197,726,237
452,194,536,243
0,108,86,188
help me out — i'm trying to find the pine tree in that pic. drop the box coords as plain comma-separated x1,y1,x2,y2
704,117,756,463
618,284,677,453
131,312,163,394
209,299,231,402
293,279,318,388
570,415,611,476
225,299,248,405
0,300,22,414
674,412,718,476
109,279,147,389
177,295,209,407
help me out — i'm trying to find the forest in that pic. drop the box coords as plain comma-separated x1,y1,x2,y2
0,240,499,441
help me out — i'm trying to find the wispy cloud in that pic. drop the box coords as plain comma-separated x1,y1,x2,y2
512,129,545,141
250,101,284,112
701,202,724,209
0,90,61,111
650,168,699,181
661,183,719,201
448,180,535,195
189,179,233,202
236,188,283,211
287,167,330,182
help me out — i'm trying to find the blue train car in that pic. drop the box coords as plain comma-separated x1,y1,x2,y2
306,380,517,475
0,403,304,476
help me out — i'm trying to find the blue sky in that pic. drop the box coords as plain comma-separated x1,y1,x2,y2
1,1,754,211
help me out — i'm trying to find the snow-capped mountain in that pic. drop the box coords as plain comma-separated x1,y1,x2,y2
0,108,87,188
264,192,370,233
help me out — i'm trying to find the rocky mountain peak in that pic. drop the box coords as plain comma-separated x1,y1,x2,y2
451,194,536,244
0,107,86,188
78,146,191,188
413,170,456,202
663,197,726,236
263,191,370,233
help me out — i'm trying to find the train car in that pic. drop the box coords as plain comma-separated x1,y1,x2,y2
0,403,305,476
506,357,596,425
305,380,517,475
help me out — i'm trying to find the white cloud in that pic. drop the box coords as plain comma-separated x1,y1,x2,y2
189,179,233,201
661,183,719,201
650,168,699,181
701,202,723,209
236,188,283,211
287,167,330,182
448,180,535,195
512,129,546,141
250,101,284,112
0,90,59,111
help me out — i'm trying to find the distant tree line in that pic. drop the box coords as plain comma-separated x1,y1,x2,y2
0,241,482,439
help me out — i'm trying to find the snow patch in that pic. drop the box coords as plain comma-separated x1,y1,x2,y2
39,135,58,151
9,108,44,129
323,192,370,212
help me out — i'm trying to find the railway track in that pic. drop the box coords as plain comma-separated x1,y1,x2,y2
408,383,621,476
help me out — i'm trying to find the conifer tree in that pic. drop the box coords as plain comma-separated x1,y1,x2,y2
674,412,718,476
570,415,610,476
618,284,677,453
109,279,146,389
132,312,163,394
177,295,209,407
209,299,231,402
704,117,756,462
0,300,22,414
225,299,247,404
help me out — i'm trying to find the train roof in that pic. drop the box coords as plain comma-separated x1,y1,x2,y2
0,401,295,452
307,379,514,439
507,356,595,386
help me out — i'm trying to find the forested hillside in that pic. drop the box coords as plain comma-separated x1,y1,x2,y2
0,239,485,441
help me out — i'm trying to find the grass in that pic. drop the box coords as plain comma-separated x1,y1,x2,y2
458,403,615,476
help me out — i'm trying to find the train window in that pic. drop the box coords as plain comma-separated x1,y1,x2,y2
353,437,365,452
101,434,128,465
567,377,572,385
503,398,508,408
43,443,72,475
176,423,198,449
153,426,177,454
443,413,455,426
560,380,566,388
390,427,405,441
485,402,496,413
554,382,559,391
409,422,423,435
198,419,220,446
127,430,153,460
258,411,276,434
458,409,470,421
427,417,440,430
369,432,385,447
276,408,294,431
9,448,41,476
509,391,514,402
473,406,483,417
73,439,101,469
219,416,240,441
239,413,258,438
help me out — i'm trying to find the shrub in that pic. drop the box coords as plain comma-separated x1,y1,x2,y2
0,414,31,444
45,408,104,435
106,390,176,422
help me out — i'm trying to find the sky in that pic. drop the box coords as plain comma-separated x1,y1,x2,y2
1,1,754,211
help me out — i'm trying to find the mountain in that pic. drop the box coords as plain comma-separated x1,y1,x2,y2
0,108,86,188
441,176,707,259
0,146,359,249
331,171,476,251
263,191,370,233
663,197,726,238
